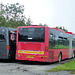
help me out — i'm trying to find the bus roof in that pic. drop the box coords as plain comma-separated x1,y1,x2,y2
0,27,17,31
65,32,75,35
51,28,75,36
51,28,66,33
17,25,75,35
17,25,48,29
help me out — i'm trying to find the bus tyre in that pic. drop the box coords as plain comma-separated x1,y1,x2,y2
58,53,62,63
73,51,75,58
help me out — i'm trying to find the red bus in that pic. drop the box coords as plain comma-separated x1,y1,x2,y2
16,25,75,62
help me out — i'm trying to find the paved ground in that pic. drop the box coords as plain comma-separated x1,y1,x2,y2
0,58,74,75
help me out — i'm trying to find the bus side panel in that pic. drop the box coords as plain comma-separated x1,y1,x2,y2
48,49,69,62
0,29,8,59
0,41,8,59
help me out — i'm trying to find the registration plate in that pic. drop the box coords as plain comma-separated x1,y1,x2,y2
27,56,34,58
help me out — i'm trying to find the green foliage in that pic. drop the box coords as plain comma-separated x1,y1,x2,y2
56,26,68,32
0,3,32,28
0,15,6,27
39,23,48,26
47,59,75,74
44,23,47,26
39,23,43,26
25,16,32,26
4,3,25,21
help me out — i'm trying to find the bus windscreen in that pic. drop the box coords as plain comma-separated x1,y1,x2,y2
18,28,45,42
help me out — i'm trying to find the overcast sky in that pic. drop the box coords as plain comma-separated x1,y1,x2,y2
0,0,75,33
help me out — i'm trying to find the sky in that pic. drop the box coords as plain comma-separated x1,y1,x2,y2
0,0,75,33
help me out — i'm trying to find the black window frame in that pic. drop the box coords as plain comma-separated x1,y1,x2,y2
18,28,45,42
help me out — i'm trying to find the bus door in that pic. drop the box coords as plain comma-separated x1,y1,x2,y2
9,31,16,59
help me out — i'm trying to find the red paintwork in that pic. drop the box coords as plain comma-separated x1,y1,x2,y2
16,26,49,62
48,49,69,62
66,32,75,35
21,43,41,50
16,25,75,62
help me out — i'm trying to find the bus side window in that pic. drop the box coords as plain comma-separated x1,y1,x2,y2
72,37,75,48
49,33,55,49
63,38,69,49
58,37,63,49
0,34,5,41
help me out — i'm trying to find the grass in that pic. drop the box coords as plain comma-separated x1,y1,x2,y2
47,59,75,74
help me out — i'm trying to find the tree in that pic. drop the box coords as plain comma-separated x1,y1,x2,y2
0,15,6,27
0,3,6,27
39,23,48,26
25,16,32,26
56,26,68,32
39,23,43,26
43,23,48,26
3,3,25,21
0,3,27,28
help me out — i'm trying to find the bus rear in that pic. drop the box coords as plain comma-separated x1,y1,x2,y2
16,26,49,62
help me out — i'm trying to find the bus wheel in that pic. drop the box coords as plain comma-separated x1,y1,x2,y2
73,51,75,58
58,53,62,63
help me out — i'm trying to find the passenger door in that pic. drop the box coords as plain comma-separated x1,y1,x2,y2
9,31,16,60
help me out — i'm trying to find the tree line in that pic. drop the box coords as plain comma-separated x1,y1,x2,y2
39,23,68,32
0,3,32,28
0,2,68,32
